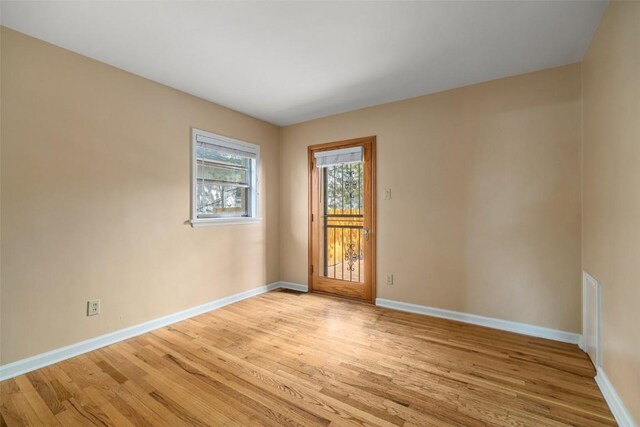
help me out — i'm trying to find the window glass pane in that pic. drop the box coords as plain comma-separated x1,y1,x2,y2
197,183,248,217
197,142,249,167
193,134,257,220
197,163,248,185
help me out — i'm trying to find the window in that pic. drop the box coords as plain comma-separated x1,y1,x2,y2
191,128,260,226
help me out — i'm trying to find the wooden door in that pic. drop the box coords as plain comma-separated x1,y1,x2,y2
308,136,376,303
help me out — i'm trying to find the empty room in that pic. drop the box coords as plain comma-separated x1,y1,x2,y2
0,0,638,426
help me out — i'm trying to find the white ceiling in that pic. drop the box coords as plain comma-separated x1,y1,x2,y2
1,1,607,126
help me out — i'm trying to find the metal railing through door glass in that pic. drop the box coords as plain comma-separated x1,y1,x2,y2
320,162,364,283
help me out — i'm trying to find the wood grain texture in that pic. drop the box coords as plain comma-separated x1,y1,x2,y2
0,290,615,426
308,136,377,303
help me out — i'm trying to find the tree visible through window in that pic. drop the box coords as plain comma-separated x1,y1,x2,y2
191,129,259,224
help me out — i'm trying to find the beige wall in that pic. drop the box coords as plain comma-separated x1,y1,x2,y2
4,13,638,423
582,1,640,422
0,27,4,366
0,27,280,364
281,64,583,333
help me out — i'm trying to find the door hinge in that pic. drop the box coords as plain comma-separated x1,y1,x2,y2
311,213,314,222
310,265,314,274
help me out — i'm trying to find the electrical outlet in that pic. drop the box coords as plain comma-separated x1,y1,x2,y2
385,273,394,285
384,188,392,200
87,299,101,316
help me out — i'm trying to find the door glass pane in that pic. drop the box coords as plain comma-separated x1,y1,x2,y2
318,162,364,283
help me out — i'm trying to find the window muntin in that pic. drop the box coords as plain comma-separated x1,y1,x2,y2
191,129,259,224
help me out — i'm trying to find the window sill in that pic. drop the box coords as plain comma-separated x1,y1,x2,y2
190,217,262,227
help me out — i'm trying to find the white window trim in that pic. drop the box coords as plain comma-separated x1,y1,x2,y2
191,128,261,227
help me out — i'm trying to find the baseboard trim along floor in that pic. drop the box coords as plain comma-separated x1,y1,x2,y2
595,367,636,427
0,283,582,381
0,281,304,381
275,283,581,347
2,281,632,426
375,297,582,344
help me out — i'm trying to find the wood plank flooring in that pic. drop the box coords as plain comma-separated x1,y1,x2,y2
0,289,615,426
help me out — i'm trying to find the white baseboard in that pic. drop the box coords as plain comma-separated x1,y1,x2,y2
277,281,309,292
376,298,582,345
0,282,284,381
0,284,585,383
595,367,637,427
4,282,632,427
578,334,586,351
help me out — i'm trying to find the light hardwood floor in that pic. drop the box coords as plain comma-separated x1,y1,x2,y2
0,289,615,426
